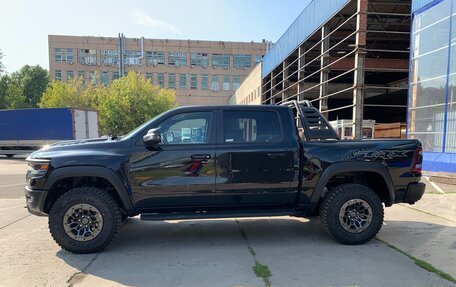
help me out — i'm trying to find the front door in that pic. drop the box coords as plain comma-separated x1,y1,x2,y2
215,109,297,207
129,111,217,210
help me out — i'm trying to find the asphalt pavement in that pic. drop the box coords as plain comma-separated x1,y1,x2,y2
0,156,454,287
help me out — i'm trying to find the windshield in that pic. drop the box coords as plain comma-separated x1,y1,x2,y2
121,114,162,140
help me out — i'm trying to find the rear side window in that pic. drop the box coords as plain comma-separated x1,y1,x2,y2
223,110,281,143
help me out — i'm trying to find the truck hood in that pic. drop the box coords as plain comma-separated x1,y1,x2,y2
27,138,130,167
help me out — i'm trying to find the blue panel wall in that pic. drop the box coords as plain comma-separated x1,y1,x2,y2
423,152,456,172
0,108,74,140
261,0,350,78
412,0,440,13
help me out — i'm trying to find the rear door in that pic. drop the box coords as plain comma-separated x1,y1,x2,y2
215,108,297,207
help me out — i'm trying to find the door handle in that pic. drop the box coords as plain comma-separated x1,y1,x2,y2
191,154,211,160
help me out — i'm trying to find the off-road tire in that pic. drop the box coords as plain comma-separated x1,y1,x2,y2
49,187,122,254
320,183,384,245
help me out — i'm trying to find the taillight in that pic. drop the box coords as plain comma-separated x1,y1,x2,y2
411,146,423,173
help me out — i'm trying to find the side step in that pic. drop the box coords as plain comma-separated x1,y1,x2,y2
140,209,299,221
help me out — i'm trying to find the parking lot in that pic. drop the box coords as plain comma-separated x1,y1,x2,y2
0,157,455,287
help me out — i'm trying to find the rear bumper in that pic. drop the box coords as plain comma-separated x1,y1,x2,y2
24,186,48,216
403,182,425,204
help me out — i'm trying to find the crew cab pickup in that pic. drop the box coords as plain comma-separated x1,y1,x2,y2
25,101,425,253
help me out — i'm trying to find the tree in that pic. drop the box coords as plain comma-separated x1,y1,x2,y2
0,74,10,109
7,65,49,108
0,49,5,75
40,71,176,135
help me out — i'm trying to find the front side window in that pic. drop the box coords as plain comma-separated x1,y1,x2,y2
159,112,211,144
223,110,281,143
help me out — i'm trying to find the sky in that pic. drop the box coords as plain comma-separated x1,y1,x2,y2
0,0,311,73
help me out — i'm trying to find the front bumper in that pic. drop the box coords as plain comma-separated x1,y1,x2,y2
403,182,425,204
24,186,48,216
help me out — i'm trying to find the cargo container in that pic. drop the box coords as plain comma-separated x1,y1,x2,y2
0,108,99,157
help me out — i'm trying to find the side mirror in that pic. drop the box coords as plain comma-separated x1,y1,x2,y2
143,128,161,146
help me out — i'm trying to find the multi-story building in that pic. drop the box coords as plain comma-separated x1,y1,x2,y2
48,34,269,105
232,0,456,172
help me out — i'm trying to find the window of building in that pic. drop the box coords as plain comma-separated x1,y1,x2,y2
211,75,219,91
78,49,97,65
168,73,176,89
67,71,74,81
158,73,165,87
223,110,281,143
55,70,62,81
54,48,73,63
78,71,85,80
223,75,230,91
233,54,251,68
89,71,96,83
254,55,262,65
146,51,165,65
190,53,208,67
124,50,141,65
190,74,197,89
211,54,230,68
112,71,119,81
101,72,109,85
168,52,187,66
146,72,153,83
408,0,453,152
101,50,119,65
179,74,187,89
201,74,208,90
158,112,211,145
233,75,241,91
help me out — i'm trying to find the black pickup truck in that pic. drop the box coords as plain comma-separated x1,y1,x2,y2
25,101,425,253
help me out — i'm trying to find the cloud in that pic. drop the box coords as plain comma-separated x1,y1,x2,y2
131,9,183,35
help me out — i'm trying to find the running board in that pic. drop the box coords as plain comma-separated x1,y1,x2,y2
140,209,299,221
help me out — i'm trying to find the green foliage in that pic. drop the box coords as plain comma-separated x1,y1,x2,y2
0,65,49,109
0,49,5,75
40,71,176,136
0,74,10,109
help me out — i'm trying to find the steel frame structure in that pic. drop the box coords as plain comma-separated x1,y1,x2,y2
261,0,411,139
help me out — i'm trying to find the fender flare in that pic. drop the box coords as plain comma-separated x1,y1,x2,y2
44,165,135,213
310,162,395,206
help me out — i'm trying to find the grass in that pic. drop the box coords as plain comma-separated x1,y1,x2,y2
236,219,272,287
377,238,456,283
253,260,272,287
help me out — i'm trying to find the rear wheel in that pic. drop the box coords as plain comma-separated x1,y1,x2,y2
49,187,122,254
320,183,384,245
5,154,14,158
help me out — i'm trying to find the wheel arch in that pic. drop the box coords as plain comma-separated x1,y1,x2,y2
311,162,395,206
43,166,135,215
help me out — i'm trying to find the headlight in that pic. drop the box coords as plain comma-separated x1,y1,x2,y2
26,160,50,179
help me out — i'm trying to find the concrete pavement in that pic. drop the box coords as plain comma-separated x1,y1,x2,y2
0,157,455,287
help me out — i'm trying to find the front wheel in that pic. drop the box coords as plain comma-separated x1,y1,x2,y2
49,187,122,254
320,183,384,245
